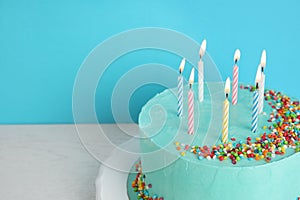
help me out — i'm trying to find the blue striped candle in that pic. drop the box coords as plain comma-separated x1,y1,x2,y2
258,72,265,114
251,90,259,133
177,58,185,117
177,74,183,117
252,66,261,133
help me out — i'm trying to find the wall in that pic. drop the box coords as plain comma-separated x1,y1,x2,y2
0,0,299,124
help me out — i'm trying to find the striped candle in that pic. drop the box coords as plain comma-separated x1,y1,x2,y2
188,68,195,135
232,49,240,105
251,90,259,133
251,66,261,133
222,77,230,143
188,88,194,135
232,65,239,105
177,58,185,117
177,75,183,117
222,98,229,143
198,39,206,102
258,72,265,114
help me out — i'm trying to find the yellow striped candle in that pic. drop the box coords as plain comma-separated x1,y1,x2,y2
222,98,229,143
222,78,230,143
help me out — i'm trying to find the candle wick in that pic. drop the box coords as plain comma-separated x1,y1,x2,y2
189,84,192,89
234,59,237,65
256,82,259,89
261,67,264,73
226,93,229,99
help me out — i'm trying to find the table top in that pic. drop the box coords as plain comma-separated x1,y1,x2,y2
0,124,137,200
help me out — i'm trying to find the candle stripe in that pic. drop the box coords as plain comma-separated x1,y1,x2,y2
188,89,194,134
232,65,239,105
198,60,204,102
222,99,229,143
177,75,183,117
251,90,259,133
258,72,265,114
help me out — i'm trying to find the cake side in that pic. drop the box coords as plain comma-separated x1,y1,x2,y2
131,83,300,200
139,83,299,167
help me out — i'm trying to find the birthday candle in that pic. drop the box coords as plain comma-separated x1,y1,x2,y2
222,78,230,143
251,66,261,133
232,49,241,105
258,50,266,114
198,39,206,102
177,58,185,117
188,68,195,135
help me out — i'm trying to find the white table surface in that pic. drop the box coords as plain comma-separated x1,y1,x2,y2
0,124,137,200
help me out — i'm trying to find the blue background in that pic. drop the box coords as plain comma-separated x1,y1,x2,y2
0,0,299,124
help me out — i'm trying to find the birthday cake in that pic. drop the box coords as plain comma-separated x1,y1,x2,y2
128,49,300,199
127,82,300,200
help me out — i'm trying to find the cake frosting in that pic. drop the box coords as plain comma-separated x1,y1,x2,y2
128,83,300,200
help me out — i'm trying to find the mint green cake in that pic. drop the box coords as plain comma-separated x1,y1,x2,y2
128,83,300,200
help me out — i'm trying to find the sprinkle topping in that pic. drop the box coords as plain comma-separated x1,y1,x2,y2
131,160,164,200
175,85,300,165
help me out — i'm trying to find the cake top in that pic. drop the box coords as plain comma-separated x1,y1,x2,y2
139,82,300,166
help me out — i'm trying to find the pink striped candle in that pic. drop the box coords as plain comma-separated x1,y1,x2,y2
188,68,195,135
232,49,240,105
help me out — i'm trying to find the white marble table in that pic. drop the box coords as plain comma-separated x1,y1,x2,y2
0,124,137,200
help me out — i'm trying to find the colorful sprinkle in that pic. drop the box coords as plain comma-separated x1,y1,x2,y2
131,160,164,200
175,86,300,165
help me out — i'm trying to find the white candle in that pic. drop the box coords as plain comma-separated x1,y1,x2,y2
177,58,185,117
258,50,266,114
188,68,195,135
232,49,240,105
198,39,206,102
